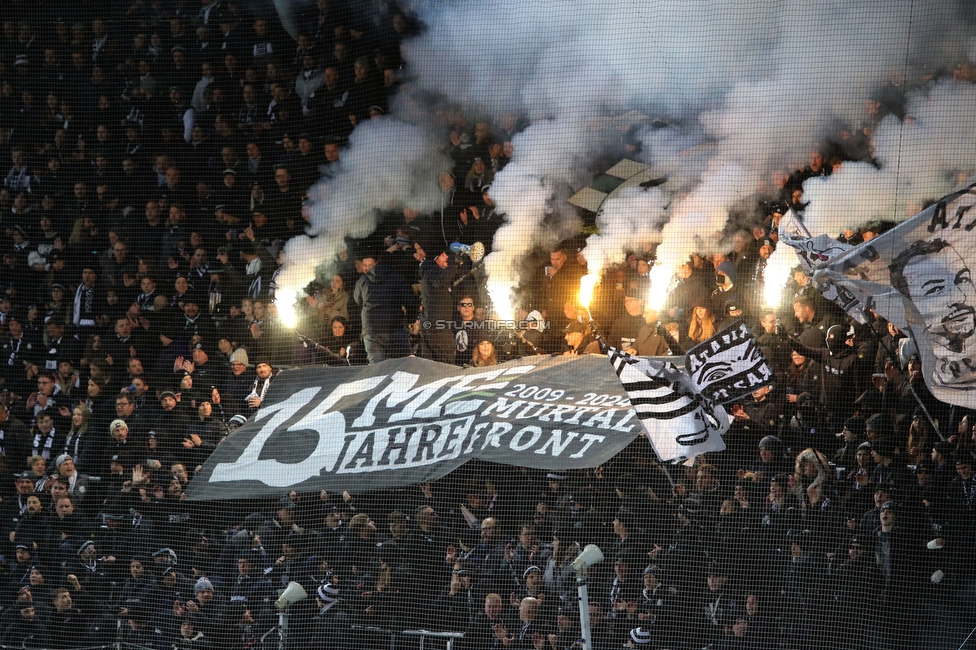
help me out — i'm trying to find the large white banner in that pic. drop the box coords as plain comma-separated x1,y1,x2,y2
188,356,643,499
817,182,976,406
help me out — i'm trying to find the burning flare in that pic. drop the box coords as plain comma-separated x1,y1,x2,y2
648,263,674,312
579,274,599,313
762,245,797,309
275,288,299,329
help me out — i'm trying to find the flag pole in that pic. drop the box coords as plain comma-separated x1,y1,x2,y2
865,324,943,441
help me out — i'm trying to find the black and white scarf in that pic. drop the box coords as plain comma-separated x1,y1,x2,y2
31,427,57,461
73,284,96,326
250,375,272,402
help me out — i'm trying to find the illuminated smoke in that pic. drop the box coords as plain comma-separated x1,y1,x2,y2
762,244,798,309
804,80,976,235
274,0,973,320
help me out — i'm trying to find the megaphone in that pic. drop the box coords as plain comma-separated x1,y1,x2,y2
274,581,308,610
570,544,605,573
449,241,486,263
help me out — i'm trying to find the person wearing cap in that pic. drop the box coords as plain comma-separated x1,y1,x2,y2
418,236,463,365
0,590,49,649
946,450,976,514
0,306,37,396
608,290,647,352
869,437,913,493
854,483,894,537
634,565,678,644
824,535,878,649
696,563,736,648
9,537,39,586
180,576,227,645
242,360,275,414
54,454,89,503
186,342,228,390
832,416,866,469
931,439,955,476
741,236,776,316
98,419,139,476
223,348,255,414
623,626,652,648
709,260,741,324
435,561,479,632
606,551,641,626
63,538,113,615
214,162,246,212
562,320,599,356
463,157,492,194
152,389,192,462
872,499,917,646
786,315,873,426
1,472,42,549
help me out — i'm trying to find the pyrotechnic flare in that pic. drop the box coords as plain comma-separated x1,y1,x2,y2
579,274,599,320
276,288,300,329
762,245,798,309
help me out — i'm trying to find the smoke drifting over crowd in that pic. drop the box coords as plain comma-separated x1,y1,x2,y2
278,0,976,316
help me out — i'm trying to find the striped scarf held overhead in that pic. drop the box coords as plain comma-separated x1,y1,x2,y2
31,427,57,461
73,283,96,326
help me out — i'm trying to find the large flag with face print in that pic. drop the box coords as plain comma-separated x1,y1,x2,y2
816,181,976,407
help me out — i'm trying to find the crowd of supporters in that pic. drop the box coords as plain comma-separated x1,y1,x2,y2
1,0,976,649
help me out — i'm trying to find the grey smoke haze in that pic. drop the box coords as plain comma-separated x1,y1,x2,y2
277,118,447,301
278,0,976,313
804,79,976,235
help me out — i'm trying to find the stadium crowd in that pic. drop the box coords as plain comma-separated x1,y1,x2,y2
0,0,975,649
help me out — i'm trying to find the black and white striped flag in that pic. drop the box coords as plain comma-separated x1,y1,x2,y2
606,347,727,462
606,320,774,462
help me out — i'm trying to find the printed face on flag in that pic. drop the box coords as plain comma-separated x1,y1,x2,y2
889,238,976,355
817,181,976,406
685,321,775,405
778,211,869,324
607,350,727,462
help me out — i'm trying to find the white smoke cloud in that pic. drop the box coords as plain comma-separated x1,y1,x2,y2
277,118,448,292
482,118,607,318
804,79,976,235
583,186,670,273
275,0,975,320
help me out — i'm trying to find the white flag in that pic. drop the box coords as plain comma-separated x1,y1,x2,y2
817,181,976,406
778,210,869,324
607,347,727,462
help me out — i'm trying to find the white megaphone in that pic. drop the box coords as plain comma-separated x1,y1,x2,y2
274,581,308,610
449,241,485,263
571,544,605,573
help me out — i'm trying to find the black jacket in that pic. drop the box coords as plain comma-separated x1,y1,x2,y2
354,256,417,336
